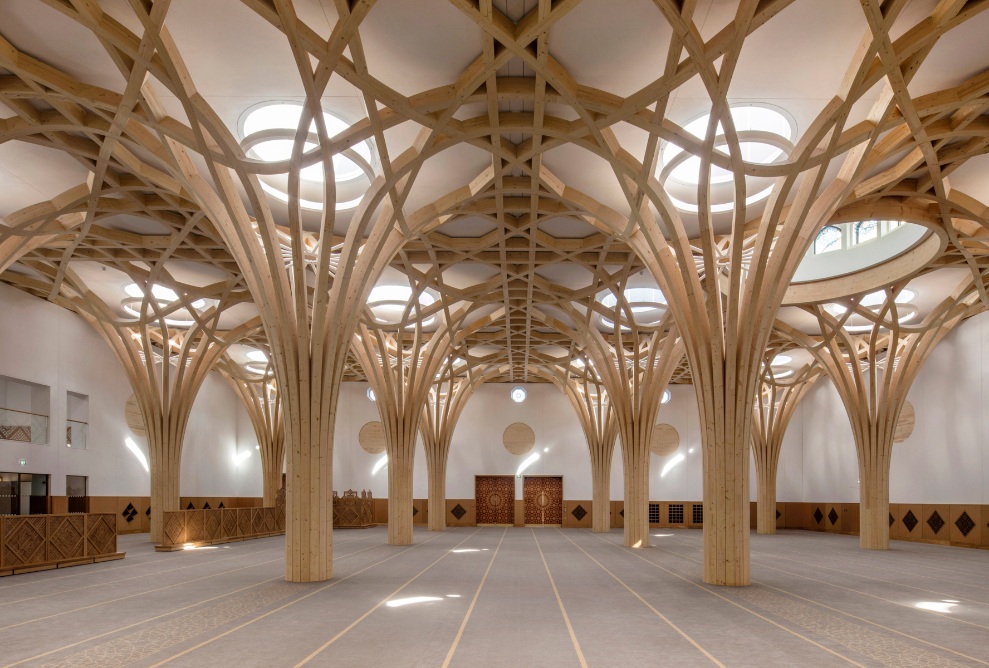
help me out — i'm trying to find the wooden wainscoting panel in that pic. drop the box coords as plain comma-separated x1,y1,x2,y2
475,475,515,525
611,500,624,528
899,503,925,541
51,496,68,514
446,499,475,527
948,505,981,545
373,498,389,525
515,500,524,527
922,504,951,543
824,504,842,533
842,504,860,535
776,503,785,529
563,500,592,528
412,498,427,525
889,503,908,540
523,476,563,526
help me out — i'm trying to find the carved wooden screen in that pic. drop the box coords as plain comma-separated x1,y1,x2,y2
523,476,563,525
474,475,515,525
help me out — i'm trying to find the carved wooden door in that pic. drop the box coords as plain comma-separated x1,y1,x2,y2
523,476,563,525
475,475,515,525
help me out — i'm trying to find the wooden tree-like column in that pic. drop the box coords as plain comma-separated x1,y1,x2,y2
419,363,502,531
352,305,493,544
564,297,684,548
6,261,257,543
219,356,284,506
781,282,978,549
539,363,618,533
751,351,821,535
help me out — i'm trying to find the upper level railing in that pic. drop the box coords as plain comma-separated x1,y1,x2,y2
0,407,48,445
66,419,88,450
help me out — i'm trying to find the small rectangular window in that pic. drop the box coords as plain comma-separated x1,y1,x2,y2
692,503,704,524
668,503,684,524
648,503,660,523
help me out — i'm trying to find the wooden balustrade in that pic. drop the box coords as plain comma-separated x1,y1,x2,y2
0,513,122,576
333,490,374,529
157,506,286,551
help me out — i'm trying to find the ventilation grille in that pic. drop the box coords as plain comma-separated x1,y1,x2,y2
668,503,684,524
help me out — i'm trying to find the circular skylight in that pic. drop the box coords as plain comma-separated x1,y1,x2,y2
246,349,268,363
825,289,918,332
511,387,527,403
597,287,667,330
367,285,437,327
121,283,207,327
241,103,372,183
662,105,793,186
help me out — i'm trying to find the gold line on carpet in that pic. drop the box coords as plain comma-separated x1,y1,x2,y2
601,532,987,666
0,537,388,635
441,528,507,668
147,530,451,667
293,529,484,667
581,531,864,668
557,530,728,667
1,540,388,667
532,529,588,668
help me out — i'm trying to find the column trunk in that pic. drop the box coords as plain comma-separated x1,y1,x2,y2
700,404,751,586
426,447,448,531
388,442,415,545
261,441,283,507
621,437,650,548
285,387,335,583
755,464,777,535
591,452,612,533
858,447,891,550
149,446,180,544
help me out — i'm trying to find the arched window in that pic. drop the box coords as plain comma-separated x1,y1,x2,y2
855,220,878,244
814,225,842,254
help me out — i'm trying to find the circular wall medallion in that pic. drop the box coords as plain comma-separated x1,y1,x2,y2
124,394,146,437
503,422,535,455
488,492,504,507
650,423,680,456
893,400,915,443
358,421,386,454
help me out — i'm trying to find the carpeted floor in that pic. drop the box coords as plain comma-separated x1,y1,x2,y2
1,527,987,667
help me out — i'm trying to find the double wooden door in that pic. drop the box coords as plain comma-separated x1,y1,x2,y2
523,476,563,526
475,475,515,525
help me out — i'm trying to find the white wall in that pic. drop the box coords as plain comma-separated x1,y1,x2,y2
780,309,989,505
5,276,989,508
0,282,261,498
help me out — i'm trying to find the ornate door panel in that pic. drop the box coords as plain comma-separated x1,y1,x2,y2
524,476,563,525
475,475,515,525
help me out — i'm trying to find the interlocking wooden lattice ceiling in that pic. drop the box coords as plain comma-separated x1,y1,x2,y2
2,0,989,584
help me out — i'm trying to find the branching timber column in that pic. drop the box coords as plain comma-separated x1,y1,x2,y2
353,305,495,544
420,364,499,531
751,349,821,534
781,282,978,549
15,262,257,543
219,355,284,506
545,365,619,533
565,299,684,549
